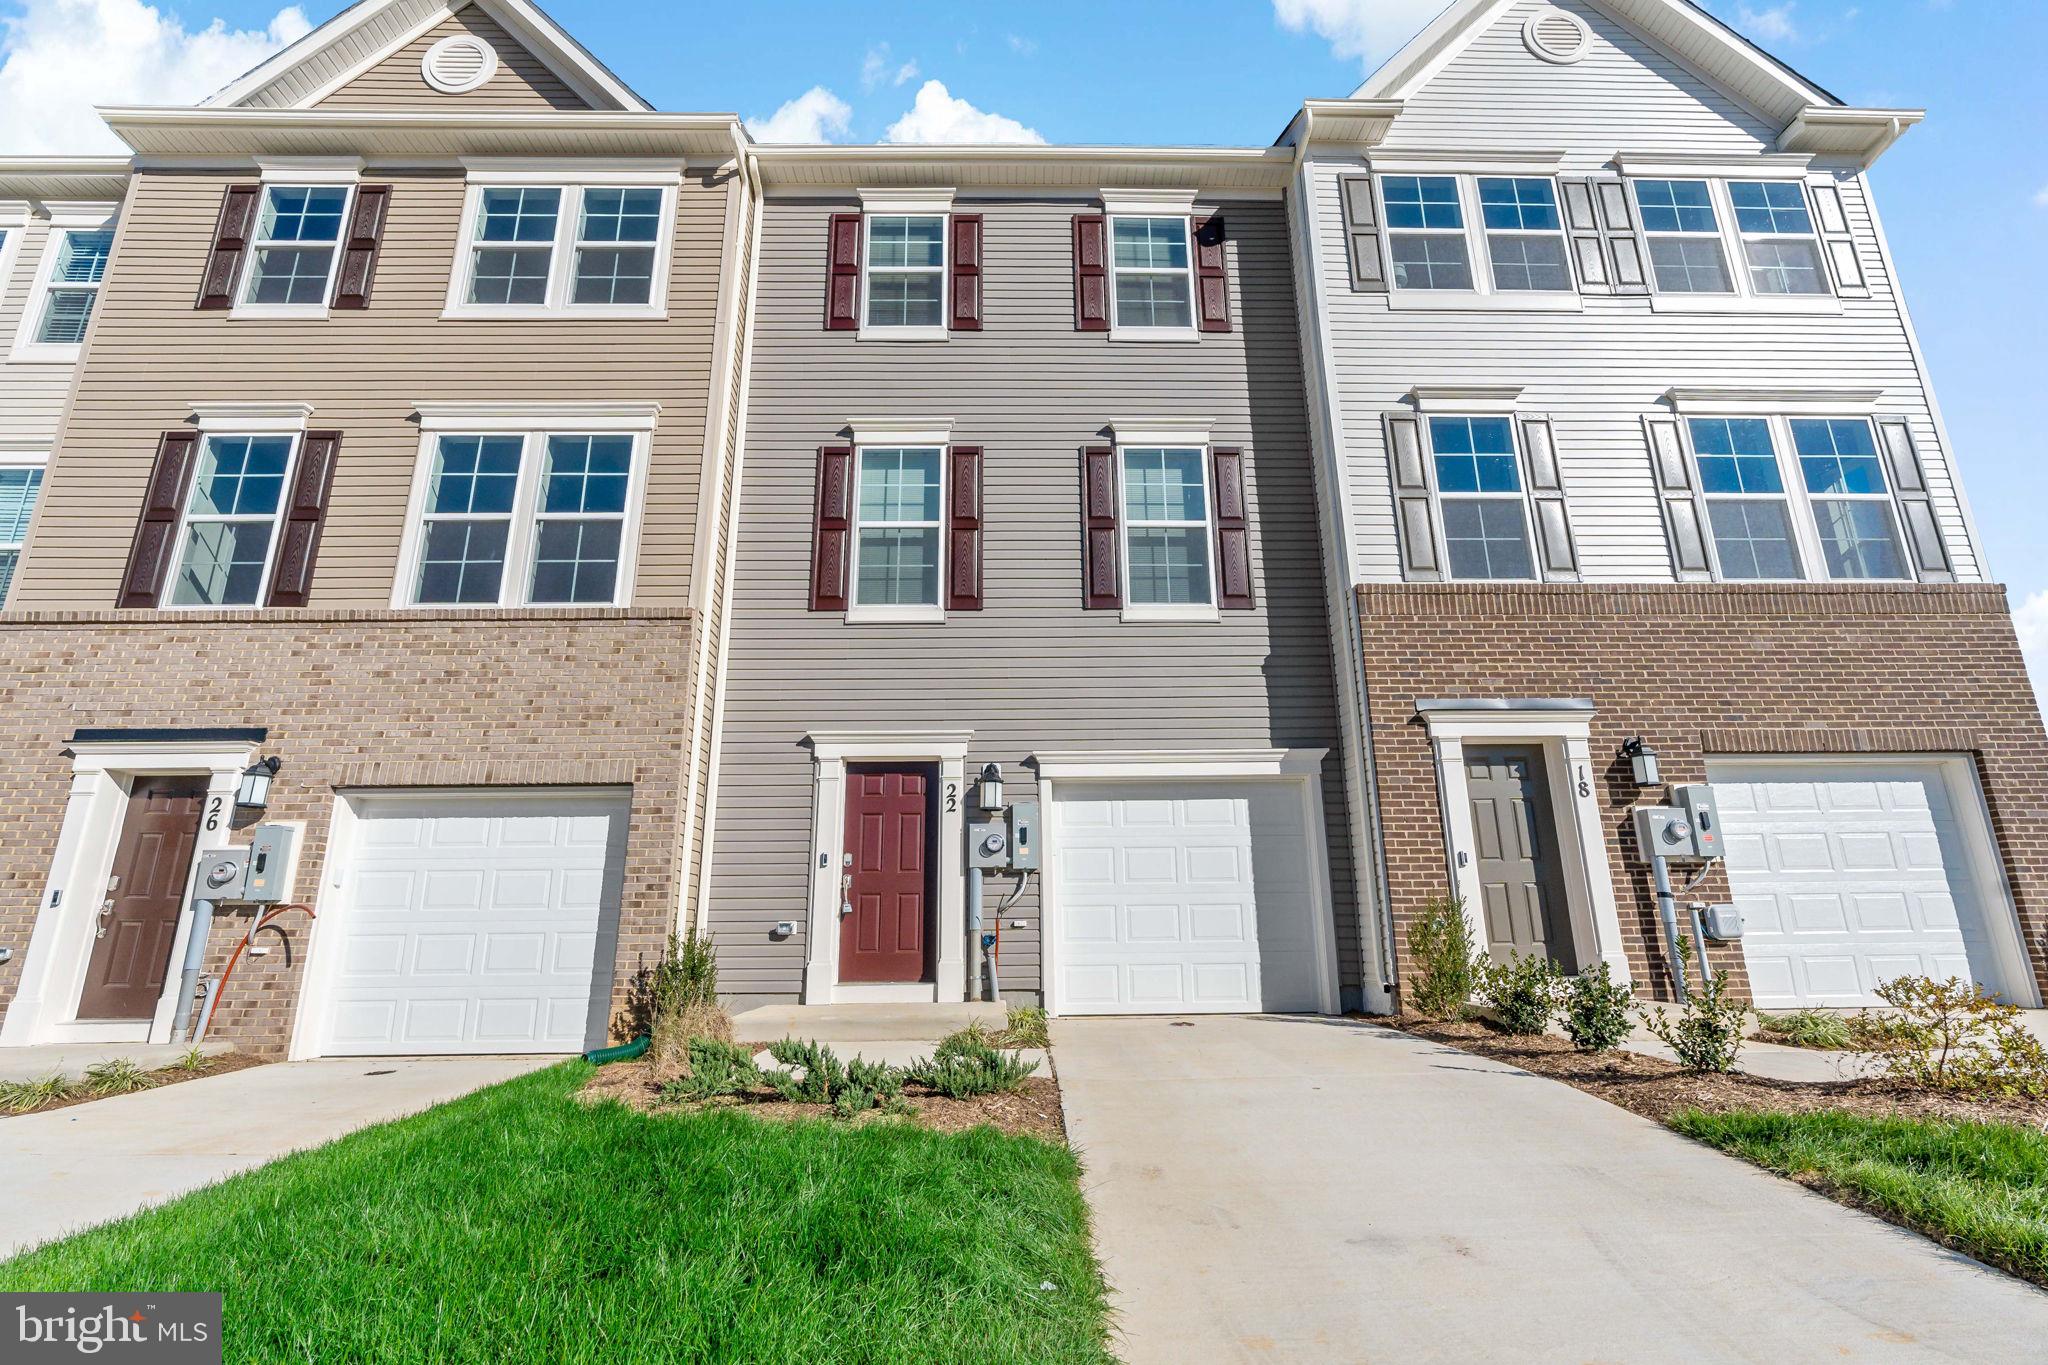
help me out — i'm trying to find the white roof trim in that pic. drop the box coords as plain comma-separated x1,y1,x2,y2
190,401,316,432
414,400,661,431
847,419,955,447
1408,385,1525,413
1664,386,1884,415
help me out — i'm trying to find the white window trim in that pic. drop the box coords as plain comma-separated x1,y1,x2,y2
189,401,315,433
1474,174,1577,299
1636,177,1841,316
1783,412,1915,584
0,447,49,608
1422,412,1543,584
1115,437,1220,623
859,211,949,342
0,212,25,323
1105,211,1201,343
1378,173,1583,314
159,430,305,612
1678,414,1809,585
394,403,659,609
1725,178,1832,302
230,166,362,321
8,210,118,365
846,443,948,624
443,169,679,321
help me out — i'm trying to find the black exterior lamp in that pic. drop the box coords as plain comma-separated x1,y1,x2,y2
236,756,281,814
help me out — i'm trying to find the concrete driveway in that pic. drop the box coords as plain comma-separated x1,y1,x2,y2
1,1055,553,1259
1055,1016,2048,1364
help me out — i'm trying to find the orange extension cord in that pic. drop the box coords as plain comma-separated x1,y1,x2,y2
195,903,316,1041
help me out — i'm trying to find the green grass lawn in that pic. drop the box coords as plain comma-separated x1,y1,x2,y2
1670,1109,2048,1284
0,1063,1112,1364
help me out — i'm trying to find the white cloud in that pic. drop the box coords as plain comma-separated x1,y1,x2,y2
1735,3,1799,42
1271,0,1450,69
1005,33,1037,57
2016,590,2048,715
860,43,917,92
884,80,1043,145
2034,184,2048,209
747,85,852,144
0,0,311,153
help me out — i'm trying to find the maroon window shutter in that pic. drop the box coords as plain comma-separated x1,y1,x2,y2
1081,445,1120,609
331,185,391,310
1212,447,1254,610
1195,215,1231,333
946,445,984,611
811,446,853,610
196,184,261,310
949,214,983,331
826,213,862,330
266,431,342,607
118,432,201,607
1073,214,1109,331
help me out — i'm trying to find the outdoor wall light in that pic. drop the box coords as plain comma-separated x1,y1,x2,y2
974,762,1005,812
1620,738,1661,787
236,756,281,813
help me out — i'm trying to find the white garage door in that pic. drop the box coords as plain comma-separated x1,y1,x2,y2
324,792,629,1055
1052,781,1325,1014
1710,760,2020,1009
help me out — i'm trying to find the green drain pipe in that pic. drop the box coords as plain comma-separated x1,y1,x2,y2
583,1035,650,1065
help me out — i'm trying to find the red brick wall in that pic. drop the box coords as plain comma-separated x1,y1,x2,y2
0,607,695,1055
1356,583,2048,1004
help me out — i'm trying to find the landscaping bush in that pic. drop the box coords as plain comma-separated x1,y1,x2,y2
1637,938,1748,1073
1406,894,1482,1019
663,1038,763,1103
1480,952,1565,1036
1755,1008,1857,1051
761,1039,906,1116
1856,975,2048,1099
645,931,732,1080
80,1059,155,1096
906,1036,1038,1099
1561,962,1635,1052
1001,1006,1051,1049
0,1074,71,1114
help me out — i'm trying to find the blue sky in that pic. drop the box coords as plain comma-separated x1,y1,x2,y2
2,0,2042,689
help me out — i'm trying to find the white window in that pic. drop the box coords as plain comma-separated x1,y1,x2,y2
12,222,115,361
1728,181,1829,296
1119,445,1216,616
863,216,946,331
238,184,352,310
1790,417,1907,580
446,177,674,318
398,409,653,607
849,446,944,618
1685,417,1802,581
1382,176,1473,291
1634,180,1734,295
1109,217,1195,333
0,454,47,606
1477,177,1571,292
166,434,298,607
1428,416,1535,581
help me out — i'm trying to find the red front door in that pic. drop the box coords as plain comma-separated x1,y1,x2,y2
840,764,935,983
77,776,208,1020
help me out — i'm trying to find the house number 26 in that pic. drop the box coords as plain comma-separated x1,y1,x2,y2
204,795,225,832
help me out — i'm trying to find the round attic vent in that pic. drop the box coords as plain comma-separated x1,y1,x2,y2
422,34,499,94
1522,7,1591,64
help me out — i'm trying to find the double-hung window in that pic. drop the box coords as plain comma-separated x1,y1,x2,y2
850,446,944,617
1477,178,1571,292
239,184,351,309
1382,176,1473,291
1686,417,1801,580
166,434,297,607
0,455,46,606
1729,181,1828,296
1108,217,1195,332
1791,418,1906,579
1429,416,1534,581
1634,180,1734,294
13,223,115,360
863,217,946,330
1119,446,1215,615
448,177,673,317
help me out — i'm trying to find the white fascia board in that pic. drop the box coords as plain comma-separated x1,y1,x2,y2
1109,420,1212,448
190,401,317,432
1100,187,1196,215
202,0,405,107
415,400,661,431
848,418,954,447
1664,386,1884,415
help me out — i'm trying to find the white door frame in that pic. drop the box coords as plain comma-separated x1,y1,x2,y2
287,785,634,1060
1034,748,1341,1017
1705,752,2040,1008
803,731,970,1005
0,737,257,1047
1418,701,1632,984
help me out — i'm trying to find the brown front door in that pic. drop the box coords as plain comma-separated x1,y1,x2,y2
840,764,935,983
76,776,208,1020
1465,747,1578,972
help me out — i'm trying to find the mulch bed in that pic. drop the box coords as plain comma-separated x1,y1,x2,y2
580,1057,1068,1143
1383,1016,2048,1128
2,1051,268,1119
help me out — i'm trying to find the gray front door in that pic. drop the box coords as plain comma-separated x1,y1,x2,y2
1465,747,1577,971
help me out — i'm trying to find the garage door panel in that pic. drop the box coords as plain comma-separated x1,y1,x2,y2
1126,902,1183,943
1123,845,1179,883
1852,893,1910,933
413,934,478,974
1187,901,1251,943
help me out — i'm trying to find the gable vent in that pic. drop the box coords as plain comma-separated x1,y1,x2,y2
422,34,499,94
1522,8,1591,65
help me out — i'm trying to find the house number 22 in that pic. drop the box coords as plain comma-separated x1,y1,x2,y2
945,783,959,813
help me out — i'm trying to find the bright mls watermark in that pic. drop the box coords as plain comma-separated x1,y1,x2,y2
3,1295,220,1363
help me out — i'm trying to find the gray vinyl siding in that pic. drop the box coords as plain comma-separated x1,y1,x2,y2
705,195,1356,1006
1317,0,1981,585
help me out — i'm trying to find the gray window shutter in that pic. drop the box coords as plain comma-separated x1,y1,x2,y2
1644,416,1712,580
1518,416,1579,581
1385,413,1442,579
1559,179,1610,292
1339,175,1387,293
1596,180,1649,294
1875,417,1953,581
1807,178,1868,299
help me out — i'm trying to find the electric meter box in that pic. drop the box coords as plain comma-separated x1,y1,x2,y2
243,823,296,902
1674,785,1725,861
967,817,1010,871
1006,801,1041,870
194,848,250,901
1635,805,1705,862
1700,903,1744,941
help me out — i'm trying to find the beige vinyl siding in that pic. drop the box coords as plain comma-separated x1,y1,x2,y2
314,6,589,111
1317,0,1980,584
0,218,89,448
703,195,1356,1007
10,167,727,610
234,0,451,108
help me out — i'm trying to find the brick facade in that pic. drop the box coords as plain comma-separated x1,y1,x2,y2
1356,582,2048,1004
0,608,695,1055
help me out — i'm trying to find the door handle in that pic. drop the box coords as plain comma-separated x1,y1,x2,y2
94,899,114,939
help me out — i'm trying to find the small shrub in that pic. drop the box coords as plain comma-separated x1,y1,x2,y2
905,1036,1038,1098
1481,952,1566,1036
646,932,731,1079
664,1038,762,1103
0,1074,72,1114
1000,1006,1050,1049
765,1037,847,1104
171,1046,213,1072
845,1055,904,1100
1637,938,1749,1073
934,1019,1002,1060
1755,1008,1856,1051
1857,975,2048,1098
1406,894,1483,1020
1562,962,1634,1052
80,1058,156,1096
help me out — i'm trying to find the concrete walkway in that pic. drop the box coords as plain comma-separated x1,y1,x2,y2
730,1000,1046,1069
0,1040,236,1084
1,1055,553,1259
1056,1015,2048,1364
